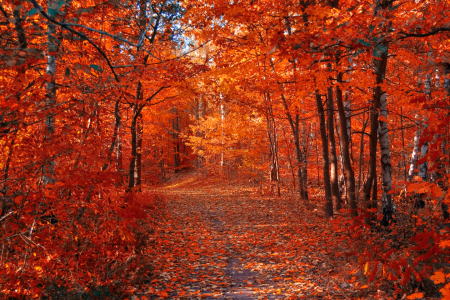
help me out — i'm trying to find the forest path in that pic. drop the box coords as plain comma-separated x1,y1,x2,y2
143,173,359,299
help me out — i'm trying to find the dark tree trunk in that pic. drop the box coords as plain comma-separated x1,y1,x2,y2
172,108,180,171
265,93,281,197
129,82,144,191
136,112,143,188
362,52,388,225
316,92,333,217
128,108,137,191
336,73,358,216
327,86,340,211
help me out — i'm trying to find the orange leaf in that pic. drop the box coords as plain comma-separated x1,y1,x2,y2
14,196,23,204
407,293,424,299
159,291,168,298
440,283,450,297
431,270,446,284
440,240,450,249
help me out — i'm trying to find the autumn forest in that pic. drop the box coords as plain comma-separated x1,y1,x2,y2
1,0,450,299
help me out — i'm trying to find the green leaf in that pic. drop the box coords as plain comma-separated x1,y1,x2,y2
48,8,58,16
57,1,66,9
369,25,375,33
373,48,381,58
373,45,387,58
357,39,371,47
377,44,388,54
65,68,71,77
90,64,103,72
27,8,38,16
389,4,400,11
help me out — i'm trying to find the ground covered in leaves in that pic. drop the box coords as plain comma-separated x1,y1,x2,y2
130,173,382,300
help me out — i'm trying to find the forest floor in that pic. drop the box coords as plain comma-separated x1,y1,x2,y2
137,172,385,300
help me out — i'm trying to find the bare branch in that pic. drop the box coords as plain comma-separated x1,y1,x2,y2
399,27,450,39
145,85,169,103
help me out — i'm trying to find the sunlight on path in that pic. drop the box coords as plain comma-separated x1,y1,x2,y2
143,175,356,299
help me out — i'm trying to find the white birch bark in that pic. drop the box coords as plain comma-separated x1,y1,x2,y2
378,92,393,216
408,74,432,181
408,115,421,181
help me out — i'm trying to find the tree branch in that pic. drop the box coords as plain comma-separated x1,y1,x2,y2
399,27,450,39
30,0,120,81
0,4,9,19
144,86,169,103
31,0,159,55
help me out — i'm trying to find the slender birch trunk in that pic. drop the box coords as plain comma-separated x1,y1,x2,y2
378,92,394,226
409,74,431,181
408,116,422,181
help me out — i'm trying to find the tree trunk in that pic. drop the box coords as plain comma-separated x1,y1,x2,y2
441,68,450,220
118,133,123,185
316,92,333,217
172,107,180,171
408,74,432,181
43,0,57,186
378,92,394,226
279,93,308,200
136,112,143,188
336,73,357,216
344,95,352,147
13,5,28,49
357,114,368,202
0,135,16,220
282,127,296,191
129,82,143,191
269,58,308,199
401,107,407,180
362,51,388,225
301,118,309,199
103,100,121,171
265,93,281,197
128,106,138,191
408,116,421,181
327,86,340,211
294,113,308,200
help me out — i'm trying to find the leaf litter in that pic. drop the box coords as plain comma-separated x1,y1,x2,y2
136,173,366,299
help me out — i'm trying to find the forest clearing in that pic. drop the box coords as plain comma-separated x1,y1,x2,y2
1,0,450,299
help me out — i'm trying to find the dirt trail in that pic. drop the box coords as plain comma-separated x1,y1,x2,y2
143,174,359,299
